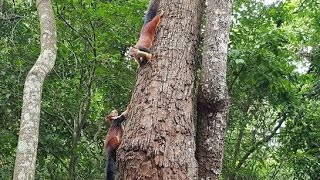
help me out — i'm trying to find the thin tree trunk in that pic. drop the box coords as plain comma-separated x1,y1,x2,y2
66,19,97,179
68,98,92,180
196,0,233,179
13,0,57,179
68,61,94,180
229,101,250,180
228,118,247,180
117,0,205,179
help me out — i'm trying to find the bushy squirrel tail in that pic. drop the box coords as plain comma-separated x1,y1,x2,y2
105,146,116,180
144,0,160,25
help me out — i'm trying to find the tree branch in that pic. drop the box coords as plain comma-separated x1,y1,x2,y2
56,10,93,48
228,64,245,93
0,14,23,21
235,114,286,170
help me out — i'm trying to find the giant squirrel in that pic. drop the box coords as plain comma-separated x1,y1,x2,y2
129,0,163,66
104,106,129,180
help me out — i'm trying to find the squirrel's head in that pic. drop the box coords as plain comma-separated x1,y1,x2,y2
105,109,118,123
128,47,139,57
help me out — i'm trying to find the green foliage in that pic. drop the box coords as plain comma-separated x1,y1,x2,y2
223,0,320,179
1,0,319,179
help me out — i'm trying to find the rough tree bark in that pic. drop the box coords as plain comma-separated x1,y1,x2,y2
13,0,57,179
196,0,233,179
117,0,204,179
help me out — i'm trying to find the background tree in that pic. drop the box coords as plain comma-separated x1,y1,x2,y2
13,0,57,179
196,0,233,179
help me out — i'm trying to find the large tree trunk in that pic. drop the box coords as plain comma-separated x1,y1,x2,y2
13,0,57,179
196,0,233,179
117,0,204,179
